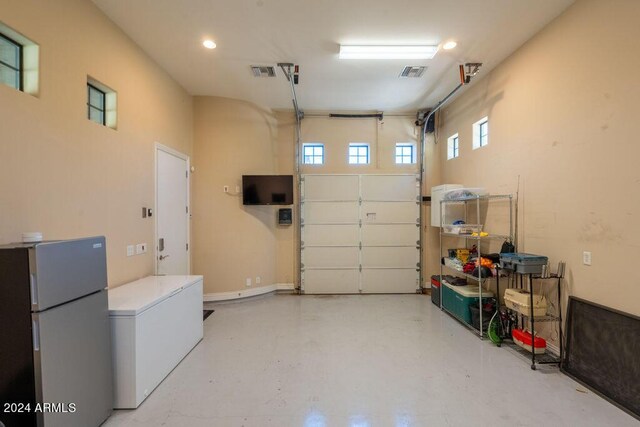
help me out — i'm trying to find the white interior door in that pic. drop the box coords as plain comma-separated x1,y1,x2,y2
156,144,189,275
301,174,419,294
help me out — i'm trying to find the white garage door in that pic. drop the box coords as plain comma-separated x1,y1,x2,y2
301,174,420,294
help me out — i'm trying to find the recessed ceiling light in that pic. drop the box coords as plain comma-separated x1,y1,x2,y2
203,40,217,49
339,45,438,59
443,41,457,50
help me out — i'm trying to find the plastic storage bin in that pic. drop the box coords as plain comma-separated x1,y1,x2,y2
441,282,494,325
443,224,483,235
431,184,463,227
430,275,441,306
500,253,548,275
469,300,496,331
442,187,488,200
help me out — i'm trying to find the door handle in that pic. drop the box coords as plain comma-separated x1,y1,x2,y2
159,238,165,252
32,319,40,351
159,254,170,261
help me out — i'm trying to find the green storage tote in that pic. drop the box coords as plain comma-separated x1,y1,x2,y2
441,281,494,325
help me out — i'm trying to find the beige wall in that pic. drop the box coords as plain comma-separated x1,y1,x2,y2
0,0,193,287
421,130,441,284
274,111,297,285
436,0,640,316
192,97,280,294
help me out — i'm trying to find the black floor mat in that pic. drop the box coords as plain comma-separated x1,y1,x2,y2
203,309,214,321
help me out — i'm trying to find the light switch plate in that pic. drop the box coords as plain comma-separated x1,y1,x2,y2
136,243,147,255
256,276,261,285
583,251,592,266
246,278,252,287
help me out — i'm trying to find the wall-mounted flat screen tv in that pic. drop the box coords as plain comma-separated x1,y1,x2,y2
242,175,293,205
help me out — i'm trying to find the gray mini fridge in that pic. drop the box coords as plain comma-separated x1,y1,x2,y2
0,237,113,427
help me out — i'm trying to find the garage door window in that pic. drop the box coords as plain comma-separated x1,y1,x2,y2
395,143,415,164
348,143,369,164
303,143,324,165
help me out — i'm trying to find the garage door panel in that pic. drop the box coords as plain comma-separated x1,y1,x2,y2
303,224,359,246
303,269,360,294
361,269,418,293
302,247,359,268
361,201,418,224
304,175,359,201
361,224,419,246
303,201,359,224
301,174,421,294
362,247,419,268
361,175,418,201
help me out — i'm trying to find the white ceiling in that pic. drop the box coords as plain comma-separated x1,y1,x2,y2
92,0,574,113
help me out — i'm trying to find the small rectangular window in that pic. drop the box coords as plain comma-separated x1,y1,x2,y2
473,117,489,149
395,143,415,164
447,134,459,160
0,33,22,90
87,83,106,125
303,143,324,165
87,77,117,129
479,120,488,147
0,23,39,96
348,143,369,164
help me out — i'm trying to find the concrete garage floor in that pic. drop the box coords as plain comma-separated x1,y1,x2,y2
104,294,637,427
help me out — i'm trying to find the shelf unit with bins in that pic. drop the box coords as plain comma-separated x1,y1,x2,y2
439,194,514,337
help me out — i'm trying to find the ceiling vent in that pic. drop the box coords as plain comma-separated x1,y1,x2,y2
251,66,276,77
399,66,426,78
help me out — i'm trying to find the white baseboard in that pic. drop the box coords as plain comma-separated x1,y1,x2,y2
547,342,560,357
276,283,295,291
203,285,277,302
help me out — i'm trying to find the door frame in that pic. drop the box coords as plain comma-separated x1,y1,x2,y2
154,142,191,275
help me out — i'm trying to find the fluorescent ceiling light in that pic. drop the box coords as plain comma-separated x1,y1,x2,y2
203,40,216,49
339,45,438,59
443,41,457,50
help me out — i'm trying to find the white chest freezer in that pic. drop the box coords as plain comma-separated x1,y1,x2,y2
108,275,204,408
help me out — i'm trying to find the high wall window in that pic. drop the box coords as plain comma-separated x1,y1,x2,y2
473,117,489,149
87,83,106,125
395,143,415,164
87,77,117,129
303,143,324,165
0,23,39,95
447,134,459,160
348,143,369,164
0,33,22,90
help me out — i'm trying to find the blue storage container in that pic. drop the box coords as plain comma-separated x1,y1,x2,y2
500,253,548,274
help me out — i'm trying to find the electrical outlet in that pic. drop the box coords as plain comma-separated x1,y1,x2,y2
246,278,252,287
126,245,135,257
136,243,147,254
256,276,261,285
223,185,229,193
583,251,592,266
